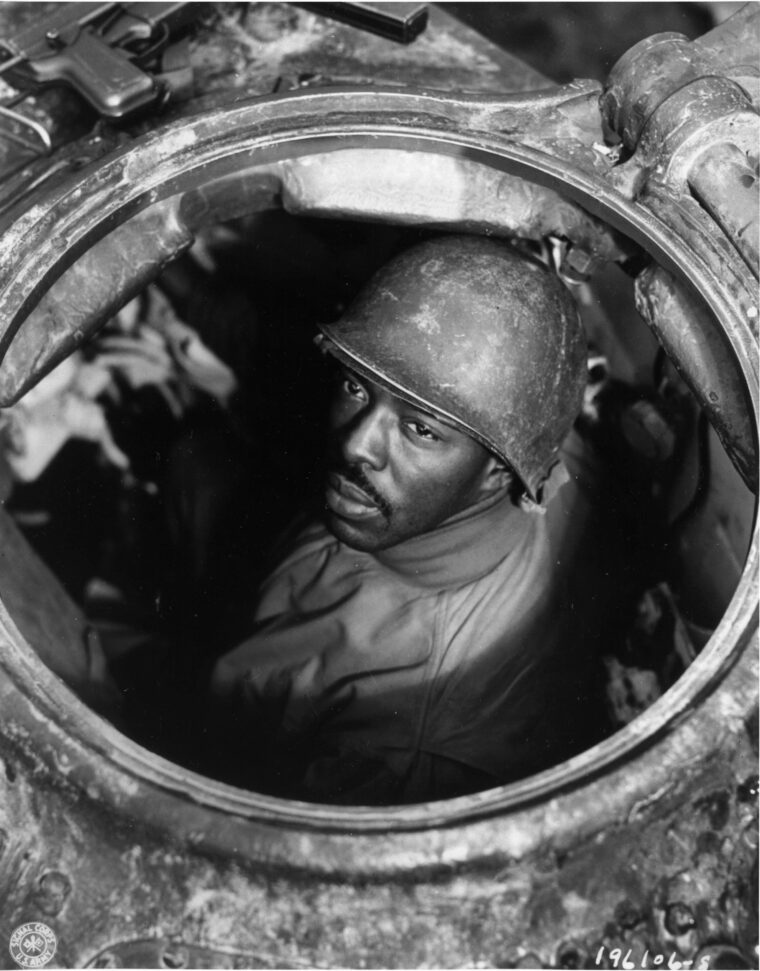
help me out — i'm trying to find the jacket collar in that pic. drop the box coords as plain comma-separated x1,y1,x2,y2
370,488,534,590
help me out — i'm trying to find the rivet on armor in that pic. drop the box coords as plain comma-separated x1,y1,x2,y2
91,951,121,969
737,774,759,803
614,898,645,929
664,901,697,936
36,870,72,916
556,940,588,969
160,945,189,969
512,953,544,969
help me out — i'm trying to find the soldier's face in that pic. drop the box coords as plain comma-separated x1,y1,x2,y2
324,366,503,552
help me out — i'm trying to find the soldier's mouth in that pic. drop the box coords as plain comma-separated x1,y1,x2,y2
325,471,384,520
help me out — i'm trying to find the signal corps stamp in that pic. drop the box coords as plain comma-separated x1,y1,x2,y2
9,922,57,968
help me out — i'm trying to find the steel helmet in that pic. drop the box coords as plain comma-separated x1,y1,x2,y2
318,235,587,503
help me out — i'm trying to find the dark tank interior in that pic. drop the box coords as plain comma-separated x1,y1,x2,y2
0,202,752,799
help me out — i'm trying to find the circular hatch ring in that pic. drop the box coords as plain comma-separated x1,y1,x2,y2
0,88,755,867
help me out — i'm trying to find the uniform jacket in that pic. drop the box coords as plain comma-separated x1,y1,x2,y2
211,452,600,805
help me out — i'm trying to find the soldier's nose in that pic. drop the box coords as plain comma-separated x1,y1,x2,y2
341,405,389,471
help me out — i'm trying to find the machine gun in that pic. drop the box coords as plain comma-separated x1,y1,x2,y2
0,2,209,122
0,2,427,126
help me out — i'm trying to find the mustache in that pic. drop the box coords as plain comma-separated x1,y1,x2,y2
331,461,392,520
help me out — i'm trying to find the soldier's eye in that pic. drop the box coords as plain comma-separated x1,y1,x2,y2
342,377,365,399
406,420,439,442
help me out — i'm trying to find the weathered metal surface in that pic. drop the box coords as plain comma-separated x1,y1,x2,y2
0,591,756,967
688,141,760,272
0,80,638,404
634,263,757,491
599,16,760,491
2,6,753,479
278,144,629,260
693,3,760,91
600,18,759,218
0,506,119,716
186,3,551,99
0,4,756,969
0,82,755,490
0,0,550,196
0,199,193,403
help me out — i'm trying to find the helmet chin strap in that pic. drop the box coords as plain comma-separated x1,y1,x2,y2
520,459,569,515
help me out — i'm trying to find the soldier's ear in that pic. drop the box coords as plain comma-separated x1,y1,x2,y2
479,455,514,496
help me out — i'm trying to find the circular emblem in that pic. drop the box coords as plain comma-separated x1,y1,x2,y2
9,923,57,969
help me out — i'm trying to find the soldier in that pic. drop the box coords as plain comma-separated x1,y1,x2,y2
210,234,605,805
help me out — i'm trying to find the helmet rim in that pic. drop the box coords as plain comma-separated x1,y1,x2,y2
317,328,546,497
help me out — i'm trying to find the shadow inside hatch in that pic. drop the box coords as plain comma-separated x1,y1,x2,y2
0,209,752,803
